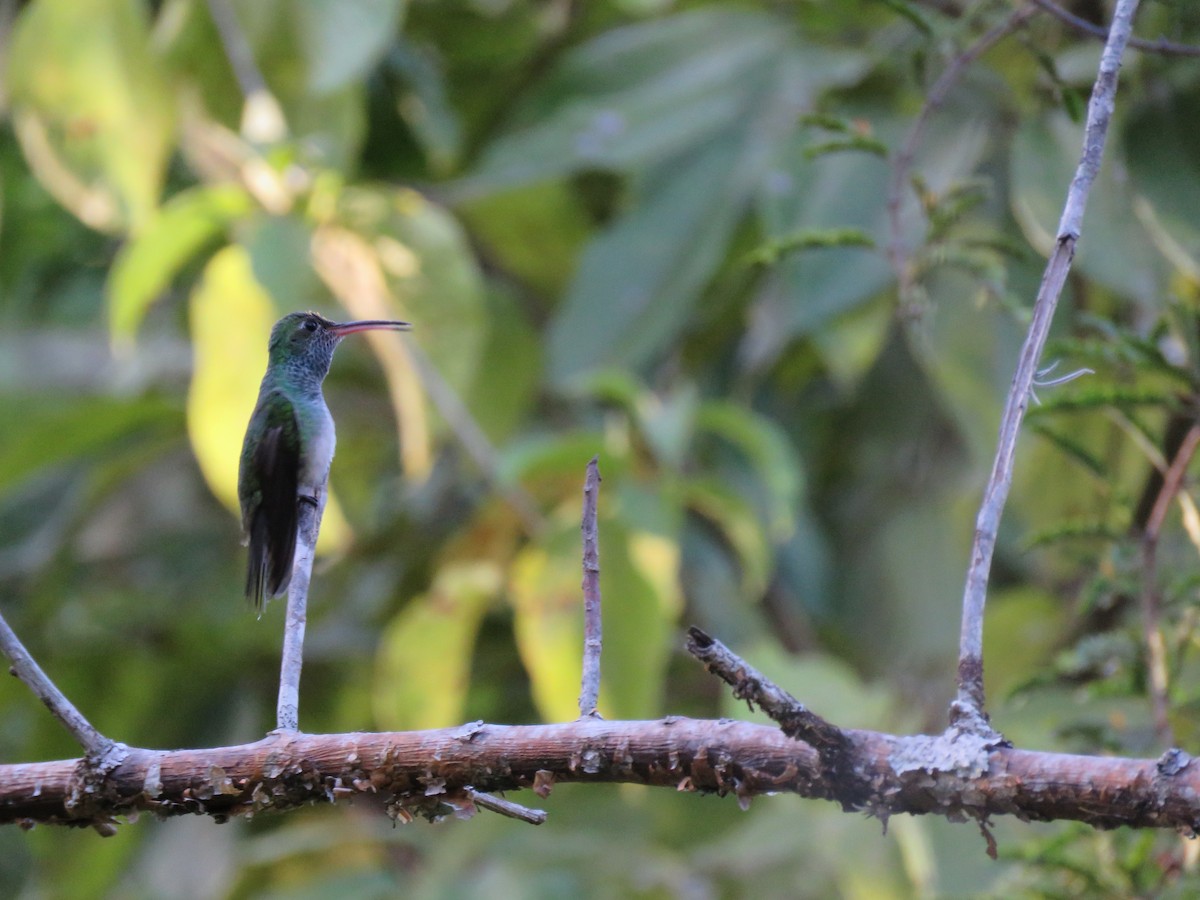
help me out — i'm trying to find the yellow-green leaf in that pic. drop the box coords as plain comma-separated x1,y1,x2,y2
109,185,253,345
373,562,497,731
7,0,174,233
509,526,586,723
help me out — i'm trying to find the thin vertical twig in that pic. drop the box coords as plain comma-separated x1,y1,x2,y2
205,0,286,143
578,457,603,719
954,0,1142,727
0,609,116,759
275,478,327,732
1138,424,1200,747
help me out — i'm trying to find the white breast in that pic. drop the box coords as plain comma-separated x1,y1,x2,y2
299,403,337,494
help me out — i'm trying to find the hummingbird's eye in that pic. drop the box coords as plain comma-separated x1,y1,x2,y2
303,319,319,333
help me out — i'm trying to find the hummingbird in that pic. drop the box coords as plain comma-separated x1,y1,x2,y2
239,311,411,610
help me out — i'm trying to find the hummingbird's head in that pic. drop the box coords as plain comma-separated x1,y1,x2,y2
268,311,412,383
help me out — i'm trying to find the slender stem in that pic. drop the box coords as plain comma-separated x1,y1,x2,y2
578,457,603,718
1138,424,1200,746
886,6,1040,299
0,608,113,758
465,787,547,824
954,0,1142,722
276,479,327,731
1030,0,1200,58
205,0,286,143
406,342,545,539
205,0,267,97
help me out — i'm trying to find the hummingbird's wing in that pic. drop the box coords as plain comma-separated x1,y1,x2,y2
242,391,301,610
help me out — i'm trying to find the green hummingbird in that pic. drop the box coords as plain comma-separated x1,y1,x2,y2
239,311,411,610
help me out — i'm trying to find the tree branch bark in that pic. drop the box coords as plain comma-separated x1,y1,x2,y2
4,720,1199,835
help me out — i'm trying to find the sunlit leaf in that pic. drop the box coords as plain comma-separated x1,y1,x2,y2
373,561,497,730
601,488,682,718
7,0,174,232
311,224,431,481
108,185,252,344
334,187,487,399
187,245,350,551
509,524,587,722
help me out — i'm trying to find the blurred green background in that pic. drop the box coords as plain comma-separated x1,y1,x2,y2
5,0,1200,895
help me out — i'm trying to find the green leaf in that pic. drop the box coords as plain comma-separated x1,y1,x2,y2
295,0,407,94
497,433,613,490
465,9,793,190
7,0,175,232
0,395,178,496
744,143,893,367
546,134,750,383
457,180,592,299
1124,88,1200,282
373,562,497,730
386,39,463,174
461,9,865,383
509,525,590,722
463,286,541,443
683,478,773,602
108,185,252,344
694,401,803,540
1011,112,1166,304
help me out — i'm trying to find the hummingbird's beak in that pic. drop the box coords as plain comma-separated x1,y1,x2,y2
327,319,412,337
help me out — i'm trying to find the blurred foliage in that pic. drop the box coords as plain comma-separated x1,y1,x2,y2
5,0,1200,896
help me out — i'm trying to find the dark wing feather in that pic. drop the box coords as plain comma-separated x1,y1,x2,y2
242,392,301,610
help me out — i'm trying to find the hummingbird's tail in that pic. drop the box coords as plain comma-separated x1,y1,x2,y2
245,503,297,611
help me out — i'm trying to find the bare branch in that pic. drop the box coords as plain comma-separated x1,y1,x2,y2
5,720,1200,835
465,788,547,825
1138,424,1200,746
686,627,867,810
954,0,1141,724
1030,0,1200,58
406,341,545,538
578,457,603,718
204,0,286,143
